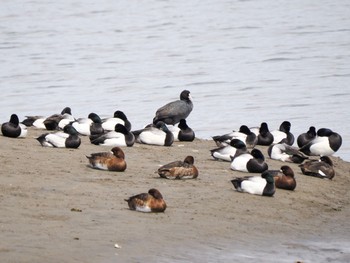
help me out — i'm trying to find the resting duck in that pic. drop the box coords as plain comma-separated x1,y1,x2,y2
102,110,132,131
230,148,268,173
269,165,296,191
153,90,193,125
86,147,127,172
168,119,195,142
125,188,167,212
158,155,199,179
251,122,274,146
22,115,46,129
90,124,135,147
230,170,275,197
36,125,81,148
299,156,335,180
299,128,342,156
268,141,309,163
133,122,174,146
43,107,73,130
271,121,294,145
210,138,247,162
212,125,257,148
72,113,104,136
1,114,27,138
57,113,75,130
297,126,316,148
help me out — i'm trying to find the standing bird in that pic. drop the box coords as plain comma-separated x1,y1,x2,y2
36,125,81,148
299,128,342,156
271,121,294,145
299,156,335,180
157,156,199,179
1,114,27,138
168,119,195,142
153,90,193,125
230,171,275,197
297,126,316,148
86,147,127,172
269,165,296,191
125,188,167,213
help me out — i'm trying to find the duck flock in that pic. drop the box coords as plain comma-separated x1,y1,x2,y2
1,90,343,212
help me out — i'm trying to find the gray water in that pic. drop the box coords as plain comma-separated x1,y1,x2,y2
1,0,349,161
1,0,350,261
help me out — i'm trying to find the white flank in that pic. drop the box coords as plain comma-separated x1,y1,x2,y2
58,114,75,129
19,124,28,138
102,118,124,131
135,206,152,213
271,130,287,144
168,125,180,141
100,131,127,146
33,118,46,129
139,129,165,145
309,136,333,156
93,162,109,170
270,144,290,162
318,169,326,177
58,119,71,129
104,131,123,139
72,122,91,136
212,146,237,162
230,153,252,172
241,176,266,195
230,132,247,143
75,118,93,124
101,137,127,147
41,141,54,147
45,133,68,147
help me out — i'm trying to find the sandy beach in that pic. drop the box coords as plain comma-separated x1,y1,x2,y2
1,127,350,262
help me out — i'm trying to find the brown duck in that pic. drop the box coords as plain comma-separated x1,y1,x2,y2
157,156,199,179
299,156,335,180
86,147,126,171
270,165,296,191
125,188,166,213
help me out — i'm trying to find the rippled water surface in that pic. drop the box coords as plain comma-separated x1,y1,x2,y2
1,0,350,161
1,1,350,259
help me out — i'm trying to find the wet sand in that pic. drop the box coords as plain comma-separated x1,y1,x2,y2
1,128,350,262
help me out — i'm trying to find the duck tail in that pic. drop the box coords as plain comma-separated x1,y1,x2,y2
36,134,48,146
230,178,242,190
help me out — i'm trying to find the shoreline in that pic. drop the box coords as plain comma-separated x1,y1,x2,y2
1,127,350,262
